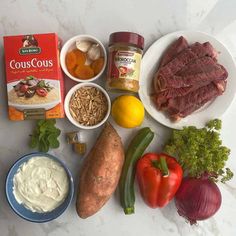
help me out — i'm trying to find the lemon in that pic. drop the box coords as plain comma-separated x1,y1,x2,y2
111,95,145,128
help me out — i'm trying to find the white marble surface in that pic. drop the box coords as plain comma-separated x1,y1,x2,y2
0,0,236,235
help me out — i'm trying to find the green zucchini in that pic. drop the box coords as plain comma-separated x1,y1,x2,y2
119,127,154,214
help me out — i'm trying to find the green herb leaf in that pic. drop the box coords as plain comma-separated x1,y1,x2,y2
48,137,60,149
206,119,222,130
29,135,38,148
37,80,46,88
164,119,233,183
48,119,56,125
26,75,35,80
29,119,61,152
37,80,53,90
37,120,45,126
221,168,234,183
39,138,49,152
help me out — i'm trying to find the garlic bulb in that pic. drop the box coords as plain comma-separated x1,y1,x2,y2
76,40,92,53
85,57,93,66
87,44,101,60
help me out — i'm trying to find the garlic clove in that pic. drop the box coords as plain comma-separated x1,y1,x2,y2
87,44,101,61
76,40,92,53
85,57,93,66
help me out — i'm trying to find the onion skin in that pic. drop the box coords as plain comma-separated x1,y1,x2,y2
175,176,222,225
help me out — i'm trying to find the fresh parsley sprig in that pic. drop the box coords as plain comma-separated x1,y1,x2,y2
164,119,233,183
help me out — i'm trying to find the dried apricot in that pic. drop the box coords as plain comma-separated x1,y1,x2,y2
66,51,77,70
68,67,77,77
73,49,86,66
74,65,95,80
91,57,104,75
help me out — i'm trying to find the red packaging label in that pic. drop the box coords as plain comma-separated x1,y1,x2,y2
107,50,142,81
4,33,65,121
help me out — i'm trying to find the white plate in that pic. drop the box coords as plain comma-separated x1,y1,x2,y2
8,79,61,111
139,31,236,129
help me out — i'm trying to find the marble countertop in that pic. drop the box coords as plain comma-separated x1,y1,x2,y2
0,0,236,235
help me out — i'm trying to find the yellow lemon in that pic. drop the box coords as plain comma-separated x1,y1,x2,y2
111,95,145,128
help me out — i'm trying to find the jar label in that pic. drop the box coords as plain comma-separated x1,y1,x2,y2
107,50,142,81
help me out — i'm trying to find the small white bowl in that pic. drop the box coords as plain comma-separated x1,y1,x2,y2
64,83,111,129
60,35,107,83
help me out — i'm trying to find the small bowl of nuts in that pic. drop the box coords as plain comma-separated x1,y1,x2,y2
60,35,107,82
64,83,111,129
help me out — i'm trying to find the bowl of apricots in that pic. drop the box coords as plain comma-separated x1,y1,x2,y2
60,35,107,82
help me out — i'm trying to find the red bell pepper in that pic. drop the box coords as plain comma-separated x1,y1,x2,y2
136,153,183,208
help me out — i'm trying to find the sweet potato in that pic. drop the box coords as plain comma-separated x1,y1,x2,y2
76,122,124,218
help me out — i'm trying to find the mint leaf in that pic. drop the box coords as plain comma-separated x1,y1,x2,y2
49,139,60,149
39,138,49,152
48,134,60,148
29,135,38,148
29,119,61,152
51,129,61,136
37,120,45,126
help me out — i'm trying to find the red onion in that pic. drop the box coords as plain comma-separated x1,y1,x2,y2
175,176,222,224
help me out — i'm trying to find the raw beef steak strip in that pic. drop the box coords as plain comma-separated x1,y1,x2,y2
154,87,193,110
152,36,228,121
154,36,189,92
160,36,189,67
154,82,209,110
166,80,227,120
157,42,217,79
157,63,227,90
177,56,217,76
154,57,223,109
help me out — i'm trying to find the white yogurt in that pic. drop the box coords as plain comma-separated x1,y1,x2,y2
13,156,69,213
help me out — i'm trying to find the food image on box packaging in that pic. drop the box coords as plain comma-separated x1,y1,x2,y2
8,76,60,106
4,33,65,120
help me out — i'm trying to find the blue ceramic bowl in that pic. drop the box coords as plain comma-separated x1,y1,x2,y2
5,152,74,223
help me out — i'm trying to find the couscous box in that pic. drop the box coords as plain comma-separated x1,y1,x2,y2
3,33,64,120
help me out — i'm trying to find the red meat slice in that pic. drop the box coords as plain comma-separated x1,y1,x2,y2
157,62,227,90
152,36,228,121
154,36,189,92
177,56,217,76
154,57,223,109
158,42,217,79
160,36,189,67
166,80,227,121
154,42,218,92
154,84,205,110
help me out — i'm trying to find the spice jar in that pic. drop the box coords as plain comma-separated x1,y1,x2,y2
106,32,144,93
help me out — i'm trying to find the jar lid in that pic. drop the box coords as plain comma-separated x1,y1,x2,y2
109,32,144,50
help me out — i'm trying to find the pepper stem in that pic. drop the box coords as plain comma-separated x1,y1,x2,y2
152,157,169,177
159,156,169,177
